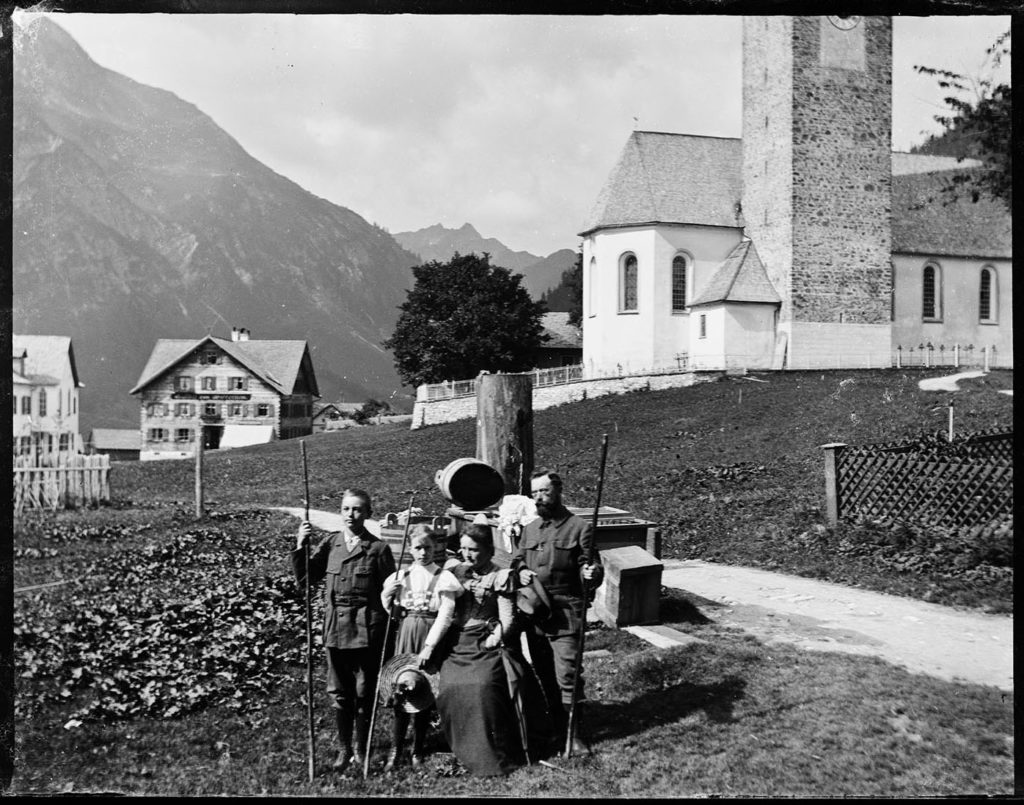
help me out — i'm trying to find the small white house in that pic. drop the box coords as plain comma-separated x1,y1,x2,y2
12,334,83,457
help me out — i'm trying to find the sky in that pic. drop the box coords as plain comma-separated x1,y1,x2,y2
15,11,1011,257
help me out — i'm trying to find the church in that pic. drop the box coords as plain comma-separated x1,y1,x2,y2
579,16,1012,375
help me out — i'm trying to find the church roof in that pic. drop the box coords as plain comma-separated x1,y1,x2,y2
580,132,743,236
892,168,1011,259
689,240,781,307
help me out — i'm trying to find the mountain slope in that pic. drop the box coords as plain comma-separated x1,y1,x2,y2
392,223,574,300
13,17,421,430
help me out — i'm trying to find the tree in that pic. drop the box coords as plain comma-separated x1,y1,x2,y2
383,252,548,388
913,30,1010,210
352,398,390,425
538,249,583,327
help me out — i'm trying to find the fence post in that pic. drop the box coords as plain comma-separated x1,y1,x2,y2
984,346,991,372
954,343,959,368
821,443,847,527
195,435,205,520
895,345,901,369
948,399,954,442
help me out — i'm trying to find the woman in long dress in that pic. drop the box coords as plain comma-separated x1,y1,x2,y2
379,525,462,769
436,524,553,776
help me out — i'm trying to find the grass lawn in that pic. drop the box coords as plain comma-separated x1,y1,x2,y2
11,367,1014,795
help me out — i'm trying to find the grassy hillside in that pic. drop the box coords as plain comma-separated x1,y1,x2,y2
111,367,1013,611
12,368,1014,796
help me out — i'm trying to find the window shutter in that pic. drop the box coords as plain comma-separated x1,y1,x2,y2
267,403,275,418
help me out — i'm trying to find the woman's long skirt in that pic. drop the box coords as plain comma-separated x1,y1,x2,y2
437,622,552,776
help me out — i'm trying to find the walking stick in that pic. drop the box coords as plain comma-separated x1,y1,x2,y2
364,492,415,779
300,440,315,782
565,433,608,758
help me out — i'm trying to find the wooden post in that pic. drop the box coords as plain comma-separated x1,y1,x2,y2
821,443,847,527
948,399,954,442
476,372,534,497
195,432,205,519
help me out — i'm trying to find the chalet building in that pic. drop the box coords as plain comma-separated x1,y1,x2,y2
13,334,83,457
87,428,141,462
581,16,1012,375
129,327,319,461
535,312,583,369
312,402,363,431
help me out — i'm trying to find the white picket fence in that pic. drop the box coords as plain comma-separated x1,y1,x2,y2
13,453,111,515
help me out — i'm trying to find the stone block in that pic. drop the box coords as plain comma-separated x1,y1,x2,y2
594,545,662,627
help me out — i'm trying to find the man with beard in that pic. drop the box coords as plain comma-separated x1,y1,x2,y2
511,469,603,755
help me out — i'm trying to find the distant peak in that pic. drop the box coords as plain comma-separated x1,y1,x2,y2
457,222,480,235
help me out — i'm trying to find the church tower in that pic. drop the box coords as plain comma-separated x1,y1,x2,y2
741,16,893,367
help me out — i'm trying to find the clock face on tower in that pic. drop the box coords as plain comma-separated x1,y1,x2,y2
828,15,863,30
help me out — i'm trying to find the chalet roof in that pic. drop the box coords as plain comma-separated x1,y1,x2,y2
892,168,1011,258
129,335,319,396
689,240,781,307
540,312,582,349
90,428,141,451
12,334,81,387
314,402,362,418
580,132,743,236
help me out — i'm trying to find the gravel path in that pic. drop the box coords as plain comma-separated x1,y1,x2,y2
277,507,1013,692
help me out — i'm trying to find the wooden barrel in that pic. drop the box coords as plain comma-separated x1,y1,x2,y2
434,458,505,511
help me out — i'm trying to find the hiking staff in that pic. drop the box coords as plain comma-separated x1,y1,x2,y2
300,440,315,782
364,492,416,778
565,433,608,758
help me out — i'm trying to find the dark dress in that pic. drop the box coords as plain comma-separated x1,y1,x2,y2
436,562,553,776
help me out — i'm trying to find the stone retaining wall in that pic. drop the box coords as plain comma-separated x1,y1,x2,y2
411,370,721,429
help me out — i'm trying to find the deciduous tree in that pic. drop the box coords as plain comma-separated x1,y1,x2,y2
913,29,1010,209
383,252,548,388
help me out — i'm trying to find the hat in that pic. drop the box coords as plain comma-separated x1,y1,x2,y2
379,653,439,713
516,576,552,622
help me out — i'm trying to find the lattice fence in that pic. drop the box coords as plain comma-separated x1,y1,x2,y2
13,453,111,516
824,430,1013,536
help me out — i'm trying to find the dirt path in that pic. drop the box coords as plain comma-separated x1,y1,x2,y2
662,559,1013,692
276,507,1013,692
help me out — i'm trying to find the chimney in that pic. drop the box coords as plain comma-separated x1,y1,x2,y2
231,327,239,342
239,328,250,341
13,349,26,376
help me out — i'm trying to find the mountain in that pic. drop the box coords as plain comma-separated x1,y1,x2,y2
392,223,575,300
13,18,423,431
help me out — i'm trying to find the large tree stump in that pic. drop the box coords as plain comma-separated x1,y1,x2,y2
476,372,534,497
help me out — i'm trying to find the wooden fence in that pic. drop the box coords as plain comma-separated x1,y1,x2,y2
823,429,1013,536
13,453,111,515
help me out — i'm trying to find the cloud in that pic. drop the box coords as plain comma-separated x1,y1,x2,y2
24,12,1011,256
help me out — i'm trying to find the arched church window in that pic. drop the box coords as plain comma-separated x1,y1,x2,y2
671,254,689,313
979,266,997,323
922,263,941,321
619,253,638,313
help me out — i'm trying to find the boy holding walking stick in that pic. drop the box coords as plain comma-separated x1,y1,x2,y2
292,488,395,774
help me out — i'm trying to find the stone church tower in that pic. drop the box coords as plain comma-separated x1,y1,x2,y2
741,16,893,367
